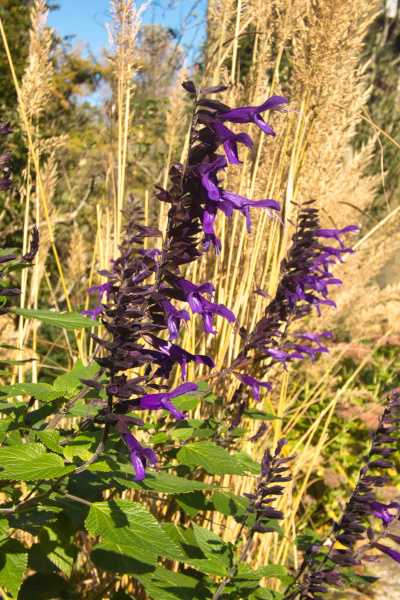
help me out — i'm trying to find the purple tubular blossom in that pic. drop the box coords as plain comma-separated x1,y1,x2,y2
81,305,103,320
197,156,227,200
160,298,190,341
145,334,215,380
370,501,400,524
316,225,359,249
233,372,271,401
219,95,289,136
173,278,235,335
124,433,158,481
211,121,254,164
373,543,400,563
139,382,198,419
267,348,304,371
219,191,280,233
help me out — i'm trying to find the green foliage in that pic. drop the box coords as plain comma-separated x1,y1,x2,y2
85,500,182,560
12,307,96,330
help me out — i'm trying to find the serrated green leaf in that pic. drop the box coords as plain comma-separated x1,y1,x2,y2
18,573,76,600
85,500,182,560
39,521,78,577
36,430,61,453
250,588,284,600
0,443,73,481
91,540,157,576
141,565,210,600
295,528,321,551
233,449,261,474
177,441,243,475
0,538,28,597
12,307,95,330
236,563,287,580
0,382,62,402
112,470,216,494
162,524,226,577
0,517,8,540
208,491,249,523
176,490,206,517
192,522,231,568
53,359,101,397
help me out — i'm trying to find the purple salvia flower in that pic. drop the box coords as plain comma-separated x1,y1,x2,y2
370,501,400,524
373,543,400,563
233,372,271,401
139,382,198,420
124,432,158,482
219,95,289,136
316,225,359,249
267,349,304,371
211,121,254,164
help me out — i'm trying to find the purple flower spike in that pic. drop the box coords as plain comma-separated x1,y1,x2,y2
124,433,158,481
219,95,289,136
211,122,255,164
139,382,198,420
233,372,272,401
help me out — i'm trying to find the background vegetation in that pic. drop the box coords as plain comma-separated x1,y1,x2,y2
0,0,399,598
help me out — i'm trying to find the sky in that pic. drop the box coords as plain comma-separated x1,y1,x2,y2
48,0,207,62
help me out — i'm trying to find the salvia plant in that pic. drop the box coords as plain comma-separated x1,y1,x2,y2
0,85,399,600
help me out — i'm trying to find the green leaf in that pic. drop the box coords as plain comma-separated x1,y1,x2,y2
12,307,95,330
162,524,226,577
250,588,284,600
0,358,34,366
36,430,61,453
141,565,211,600
192,522,231,568
0,382,62,402
18,573,76,600
0,538,28,597
0,443,73,481
233,449,261,474
85,500,182,560
177,441,243,475
112,470,216,494
295,528,321,551
0,517,8,539
39,519,78,577
208,491,249,523
91,540,157,576
243,408,282,421
237,563,287,580
0,369,12,376
176,490,206,517
53,359,101,398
